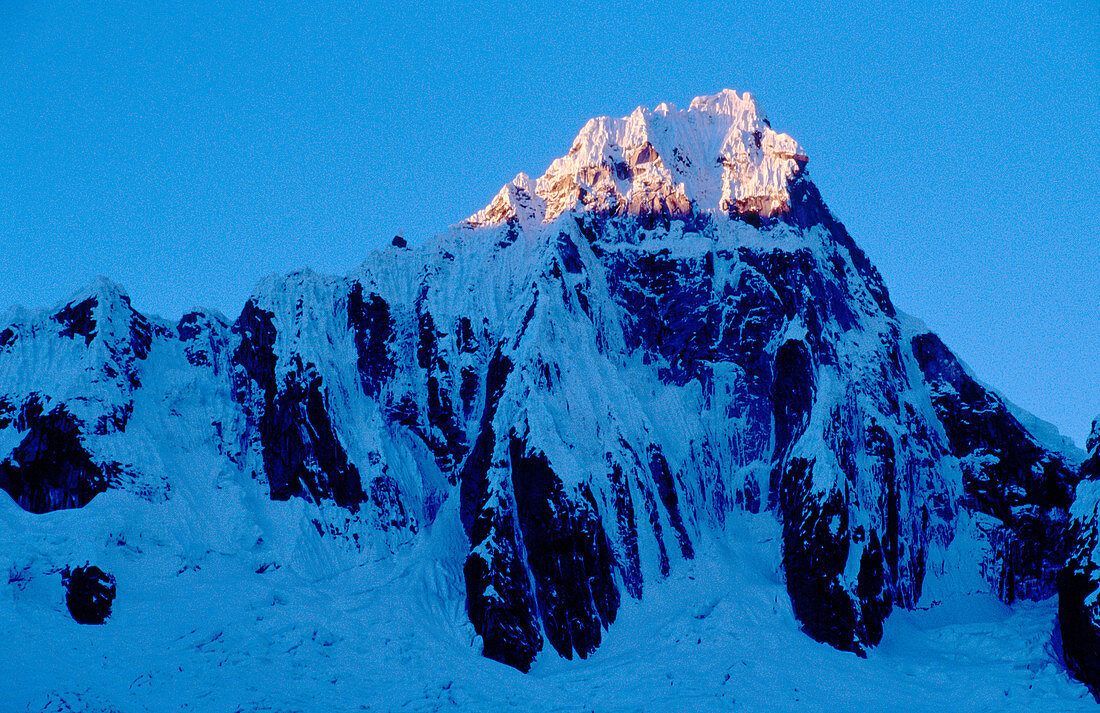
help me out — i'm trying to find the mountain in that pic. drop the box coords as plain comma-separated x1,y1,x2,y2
0,90,1093,705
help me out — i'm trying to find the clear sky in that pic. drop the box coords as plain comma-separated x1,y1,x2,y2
1,1,1097,446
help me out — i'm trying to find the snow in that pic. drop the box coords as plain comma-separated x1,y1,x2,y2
466,89,807,226
1,89,1092,709
2,503,1092,712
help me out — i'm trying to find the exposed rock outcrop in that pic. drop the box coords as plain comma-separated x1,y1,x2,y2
912,332,1076,601
63,564,117,625
1061,416,1100,698
0,398,106,513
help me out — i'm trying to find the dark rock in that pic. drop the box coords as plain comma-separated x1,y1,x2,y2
557,233,584,274
54,297,97,344
232,300,278,401
413,302,466,470
369,474,409,530
126,311,153,362
637,471,671,578
63,565,116,625
417,308,437,371
234,303,364,508
912,332,1075,510
348,284,395,398
1059,565,1100,700
510,434,619,660
1059,417,1100,699
456,317,479,355
459,347,511,534
462,507,541,671
460,350,543,671
856,530,890,645
54,292,154,383
263,362,364,507
782,173,894,318
779,457,865,653
912,331,1076,600
1083,423,1100,484
772,339,815,459
496,221,520,250
604,246,717,386
177,311,228,372
607,452,642,598
459,366,479,420
0,398,106,513
646,446,694,560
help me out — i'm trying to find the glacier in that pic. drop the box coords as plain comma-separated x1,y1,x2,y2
1,89,1096,710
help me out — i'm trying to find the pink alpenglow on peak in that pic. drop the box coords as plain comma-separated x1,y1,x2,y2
466,89,808,227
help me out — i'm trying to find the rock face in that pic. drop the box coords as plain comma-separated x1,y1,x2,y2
0,398,106,513
0,90,1083,672
912,332,1076,602
63,565,117,625
1061,416,1100,698
233,299,365,508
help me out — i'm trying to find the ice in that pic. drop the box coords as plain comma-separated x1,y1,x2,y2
1,506,1092,711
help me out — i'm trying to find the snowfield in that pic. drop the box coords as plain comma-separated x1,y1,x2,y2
3,493,1092,712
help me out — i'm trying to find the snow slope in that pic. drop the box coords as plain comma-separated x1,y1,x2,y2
2,502,1094,712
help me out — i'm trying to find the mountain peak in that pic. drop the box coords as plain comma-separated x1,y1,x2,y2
62,276,131,308
467,90,807,228
687,88,762,119
51,277,136,339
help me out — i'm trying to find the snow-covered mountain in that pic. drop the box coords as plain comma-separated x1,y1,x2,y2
1,90,1094,706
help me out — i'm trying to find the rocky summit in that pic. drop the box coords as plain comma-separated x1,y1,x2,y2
0,90,1096,706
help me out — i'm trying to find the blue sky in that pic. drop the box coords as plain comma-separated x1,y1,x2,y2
1,0,1097,445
